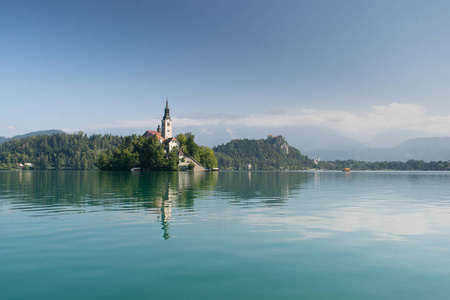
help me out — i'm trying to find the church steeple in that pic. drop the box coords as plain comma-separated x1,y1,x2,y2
163,99,170,119
161,99,172,139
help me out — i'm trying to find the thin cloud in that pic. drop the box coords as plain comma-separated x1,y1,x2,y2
87,102,450,138
201,127,214,135
210,103,450,136
226,128,236,139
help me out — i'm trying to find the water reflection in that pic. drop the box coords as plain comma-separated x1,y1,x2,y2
1,171,215,209
3,171,450,241
244,171,450,241
216,171,309,207
1,171,309,211
0,171,220,239
0,171,310,239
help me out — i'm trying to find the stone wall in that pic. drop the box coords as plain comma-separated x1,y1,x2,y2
182,155,206,171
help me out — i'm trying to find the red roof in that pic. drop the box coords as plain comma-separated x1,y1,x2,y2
162,137,178,145
143,130,162,139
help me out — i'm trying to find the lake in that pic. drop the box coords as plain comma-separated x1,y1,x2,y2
1,171,450,299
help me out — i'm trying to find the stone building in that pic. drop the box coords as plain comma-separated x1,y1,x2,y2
143,100,180,153
143,100,205,171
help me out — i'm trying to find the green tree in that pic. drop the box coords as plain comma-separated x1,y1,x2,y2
213,136,313,170
176,132,217,168
199,146,218,169
139,136,167,170
97,135,182,171
185,132,200,160
166,149,180,171
175,133,187,149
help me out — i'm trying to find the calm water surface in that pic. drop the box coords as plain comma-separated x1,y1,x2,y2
1,171,450,299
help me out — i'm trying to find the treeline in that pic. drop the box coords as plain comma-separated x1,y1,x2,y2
3,132,447,172
97,135,179,171
0,132,122,170
318,160,450,171
0,131,217,171
0,129,64,145
97,132,217,171
213,137,313,170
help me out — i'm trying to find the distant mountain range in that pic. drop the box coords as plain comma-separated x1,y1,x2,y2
304,137,450,162
0,130,64,145
114,120,449,163
2,129,449,162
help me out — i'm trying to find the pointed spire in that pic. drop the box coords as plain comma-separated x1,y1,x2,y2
163,98,170,119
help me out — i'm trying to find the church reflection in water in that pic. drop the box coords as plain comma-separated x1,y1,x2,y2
1,170,309,240
153,171,218,240
157,182,175,240
152,171,309,239
159,196,172,240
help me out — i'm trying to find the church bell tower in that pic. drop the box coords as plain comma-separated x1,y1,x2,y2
161,99,172,139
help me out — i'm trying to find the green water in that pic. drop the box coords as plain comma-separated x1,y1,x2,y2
1,171,450,299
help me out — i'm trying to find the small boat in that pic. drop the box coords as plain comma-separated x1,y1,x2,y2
342,168,351,172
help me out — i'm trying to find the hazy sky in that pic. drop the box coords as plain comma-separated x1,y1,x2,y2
1,0,450,146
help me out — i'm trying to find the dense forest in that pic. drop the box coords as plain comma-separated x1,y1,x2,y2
0,129,64,145
1,132,448,171
317,159,450,171
97,132,217,171
213,136,314,170
97,135,179,171
0,132,123,170
0,132,217,171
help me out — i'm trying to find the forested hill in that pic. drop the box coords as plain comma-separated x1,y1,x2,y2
0,129,64,145
213,136,314,170
0,132,123,170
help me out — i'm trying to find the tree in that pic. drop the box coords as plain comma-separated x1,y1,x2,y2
199,146,218,169
213,137,313,170
97,151,113,171
176,132,217,168
96,135,181,171
139,136,167,170
0,132,123,170
184,132,200,160
166,149,180,171
175,133,187,149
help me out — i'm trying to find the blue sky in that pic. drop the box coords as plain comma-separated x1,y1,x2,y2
1,0,450,147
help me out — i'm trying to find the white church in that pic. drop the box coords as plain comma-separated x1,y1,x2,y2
143,100,180,153
143,100,206,171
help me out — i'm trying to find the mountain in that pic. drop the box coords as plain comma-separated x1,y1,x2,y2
0,130,64,145
299,127,367,160
213,135,313,170
356,137,450,162
310,137,450,162
363,129,430,148
171,123,367,158
280,126,365,157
